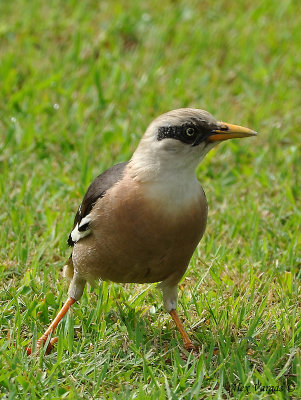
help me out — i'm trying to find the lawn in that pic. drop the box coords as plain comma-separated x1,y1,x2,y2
0,0,300,398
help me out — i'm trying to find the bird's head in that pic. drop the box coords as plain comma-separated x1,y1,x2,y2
131,108,257,180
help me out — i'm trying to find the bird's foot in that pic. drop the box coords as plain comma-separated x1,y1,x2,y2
26,297,76,356
26,336,58,355
184,342,198,352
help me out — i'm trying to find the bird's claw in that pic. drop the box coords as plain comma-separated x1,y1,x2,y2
26,336,58,355
184,342,198,352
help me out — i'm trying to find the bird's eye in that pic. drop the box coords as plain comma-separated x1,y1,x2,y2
186,127,195,136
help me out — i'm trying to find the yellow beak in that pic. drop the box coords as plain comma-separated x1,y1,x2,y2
208,122,257,142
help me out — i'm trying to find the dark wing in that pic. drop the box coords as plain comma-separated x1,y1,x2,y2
68,161,128,246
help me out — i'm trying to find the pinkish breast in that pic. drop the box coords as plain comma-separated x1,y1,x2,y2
72,177,207,285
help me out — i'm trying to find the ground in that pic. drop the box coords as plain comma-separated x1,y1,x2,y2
0,0,300,399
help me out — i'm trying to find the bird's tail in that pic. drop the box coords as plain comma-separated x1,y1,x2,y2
63,255,74,281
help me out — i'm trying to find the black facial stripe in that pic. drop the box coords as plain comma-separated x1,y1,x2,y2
157,125,195,143
157,123,215,145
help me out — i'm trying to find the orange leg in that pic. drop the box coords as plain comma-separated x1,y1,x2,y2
169,309,196,351
27,297,76,355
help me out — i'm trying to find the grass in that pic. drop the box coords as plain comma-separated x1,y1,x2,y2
0,0,300,398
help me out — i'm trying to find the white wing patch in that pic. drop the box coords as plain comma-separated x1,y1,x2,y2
71,214,92,243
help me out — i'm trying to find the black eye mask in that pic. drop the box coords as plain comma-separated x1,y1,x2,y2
157,123,216,146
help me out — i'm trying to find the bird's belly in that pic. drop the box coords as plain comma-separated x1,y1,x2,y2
73,230,199,284
72,180,207,284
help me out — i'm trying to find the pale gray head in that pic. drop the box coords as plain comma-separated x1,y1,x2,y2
130,108,257,181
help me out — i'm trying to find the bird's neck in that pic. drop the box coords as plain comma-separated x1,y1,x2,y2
130,144,200,180
128,149,203,212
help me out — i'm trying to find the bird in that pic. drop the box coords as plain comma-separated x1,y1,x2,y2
27,108,257,355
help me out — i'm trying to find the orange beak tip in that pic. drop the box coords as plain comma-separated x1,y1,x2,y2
208,122,258,142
